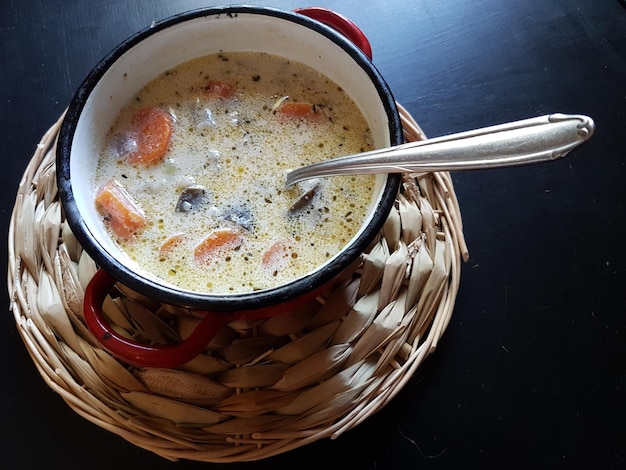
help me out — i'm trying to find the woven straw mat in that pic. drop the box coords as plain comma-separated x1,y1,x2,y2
7,104,468,463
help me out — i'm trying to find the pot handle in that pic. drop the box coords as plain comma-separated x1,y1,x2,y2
83,269,232,368
295,7,373,60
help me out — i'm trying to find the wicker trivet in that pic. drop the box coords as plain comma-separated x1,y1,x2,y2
7,104,468,463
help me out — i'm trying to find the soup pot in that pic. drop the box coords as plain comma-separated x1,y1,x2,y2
57,5,403,368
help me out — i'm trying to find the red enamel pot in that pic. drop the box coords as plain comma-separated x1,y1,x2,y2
56,6,402,368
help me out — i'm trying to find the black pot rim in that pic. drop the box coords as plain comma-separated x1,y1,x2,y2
56,5,403,312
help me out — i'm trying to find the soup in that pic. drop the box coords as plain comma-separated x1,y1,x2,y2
94,51,377,294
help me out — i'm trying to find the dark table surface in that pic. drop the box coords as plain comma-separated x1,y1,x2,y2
2,1,625,469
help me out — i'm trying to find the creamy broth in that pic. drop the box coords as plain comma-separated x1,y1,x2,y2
95,52,377,294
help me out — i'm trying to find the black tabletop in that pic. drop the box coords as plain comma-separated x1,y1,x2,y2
2,1,625,469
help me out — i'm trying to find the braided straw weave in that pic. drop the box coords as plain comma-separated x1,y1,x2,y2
8,104,468,463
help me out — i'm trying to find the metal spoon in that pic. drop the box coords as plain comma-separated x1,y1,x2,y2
285,113,594,187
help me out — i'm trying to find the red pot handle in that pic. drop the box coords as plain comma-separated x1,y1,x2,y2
83,269,232,368
295,7,373,60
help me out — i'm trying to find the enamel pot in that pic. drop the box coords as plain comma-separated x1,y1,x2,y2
56,5,403,368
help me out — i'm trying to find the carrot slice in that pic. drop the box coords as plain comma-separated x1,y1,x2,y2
202,80,235,99
95,179,147,240
159,233,186,261
276,102,325,121
194,228,242,262
262,240,293,270
127,107,173,165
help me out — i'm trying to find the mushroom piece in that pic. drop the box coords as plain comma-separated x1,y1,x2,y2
289,180,321,213
175,185,209,213
223,206,254,231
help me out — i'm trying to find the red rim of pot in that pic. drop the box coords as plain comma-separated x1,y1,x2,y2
56,5,403,314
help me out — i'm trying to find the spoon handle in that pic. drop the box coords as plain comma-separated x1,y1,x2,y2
285,113,595,187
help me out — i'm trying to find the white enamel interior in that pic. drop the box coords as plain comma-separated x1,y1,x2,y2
69,11,393,292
